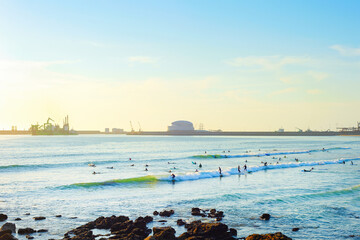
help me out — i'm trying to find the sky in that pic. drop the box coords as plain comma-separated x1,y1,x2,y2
0,0,360,131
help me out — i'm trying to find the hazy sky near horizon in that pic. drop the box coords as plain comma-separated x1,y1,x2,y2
1,0,360,131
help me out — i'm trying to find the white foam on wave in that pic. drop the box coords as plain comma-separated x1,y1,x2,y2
192,147,350,159
160,157,360,182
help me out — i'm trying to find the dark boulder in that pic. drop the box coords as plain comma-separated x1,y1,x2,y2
0,223,16,233
292,228,299,232
25,236,34,239
159,210,174,217
14,219,21,221
0,215,7,222
33,216,46,221
191,208,202,216
37,229,48,233
229,228,237,236
56,215,62,218
245,232,292,240
260,214,271,221
177,219,186,226
18,228,35,235
182,221,235,240
151,226,176,240
144,216,153,223
153,211,159,216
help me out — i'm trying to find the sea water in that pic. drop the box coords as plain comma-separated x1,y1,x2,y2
0,135,359,239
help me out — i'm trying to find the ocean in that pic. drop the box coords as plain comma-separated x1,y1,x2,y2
1,135,359,239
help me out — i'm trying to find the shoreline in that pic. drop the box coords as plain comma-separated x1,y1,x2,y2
0,209,293,240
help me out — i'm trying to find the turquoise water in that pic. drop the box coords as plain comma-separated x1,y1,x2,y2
1,135,359,239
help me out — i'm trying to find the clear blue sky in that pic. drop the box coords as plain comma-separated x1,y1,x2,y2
0,0,359,131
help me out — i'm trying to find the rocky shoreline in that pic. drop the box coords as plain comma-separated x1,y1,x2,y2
0,208,294,240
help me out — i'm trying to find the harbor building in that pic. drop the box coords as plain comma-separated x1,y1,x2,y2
168,120,194,132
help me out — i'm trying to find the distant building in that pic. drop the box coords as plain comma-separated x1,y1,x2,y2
105,128,110,133
112,128,124,134
168,120,194,132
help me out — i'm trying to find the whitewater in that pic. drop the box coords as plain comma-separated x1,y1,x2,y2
1,135,359,239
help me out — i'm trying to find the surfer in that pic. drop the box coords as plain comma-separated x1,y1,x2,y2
129,158,132,161
199,163,202,168
205,151,207,154
88,163,96,167
171,173,176,180
92,171,100,174
145,164,149,167
145,168,148,171
130,164,134,166
237,165,241,173
264,162,268,167
243,164,247,171
342,161,345,164
218,167,222,175
195,169,199,172
303,167,314,172
106,166,114,169
351,161,354,165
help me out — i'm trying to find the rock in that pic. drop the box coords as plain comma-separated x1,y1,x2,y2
159,210,174,217
0,215,7,222
37,229,48,233
292,228,299,232
158,220,167,223
95,215,129,229
25,236,34,239
181,221,235,240
14,219,21,221
151,226,176,240
229,228,237,236
0,231,17,240
191,208,202,216
0,223,16,233
18,228,35,235
24,213,30,216
177,219,186,226
245,232,292,240
33,216,46,221
144,216,153,223
56,215,62,218
153,211,159,216
260,214,271,221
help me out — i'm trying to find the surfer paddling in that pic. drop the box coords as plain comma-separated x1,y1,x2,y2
303,167,314,172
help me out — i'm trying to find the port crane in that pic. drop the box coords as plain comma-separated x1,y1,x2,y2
129,121,134,133
138,122,142,132
295,127,303,132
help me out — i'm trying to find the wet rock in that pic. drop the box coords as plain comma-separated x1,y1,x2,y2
177,219,186,226
292,228,299,232
144,216,153,223
0,215,7,222
37,229,48,233
0,223,16,233
158,220,167,223
159,210,174,217
245,232,292,240
260,214,271,221
25,236,34,239
229,228,237,236
180,221,235,240
24,213,30,216
153,211,159,216
18,228,35,235
33,216,46,221
150,226,176,240
0,232,17,240
56,215,62,218
95,215,129,229
191,208,202,216
14,219,21,221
